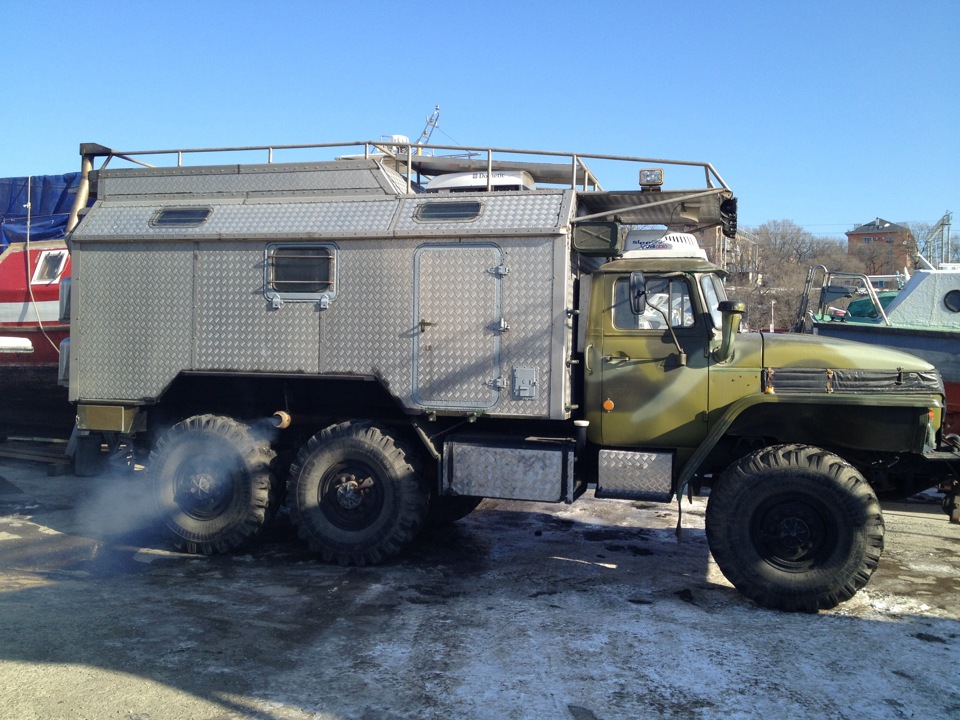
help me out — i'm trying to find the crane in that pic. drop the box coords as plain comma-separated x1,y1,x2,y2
922,211,954,267
414,105,440,152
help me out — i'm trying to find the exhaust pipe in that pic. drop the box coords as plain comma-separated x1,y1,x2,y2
574,419,589,455
272,410,292,429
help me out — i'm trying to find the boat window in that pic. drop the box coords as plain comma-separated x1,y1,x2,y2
613,276,695,330
415,201,482,222
945,289,960,313
265,243,337,305
31,249,68,285
150,207,213,228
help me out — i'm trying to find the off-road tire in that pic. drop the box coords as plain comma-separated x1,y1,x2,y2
150,415,275,555
706,443,884,612
286,421,429,565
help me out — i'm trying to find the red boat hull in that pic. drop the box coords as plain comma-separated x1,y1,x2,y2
0,240,73,436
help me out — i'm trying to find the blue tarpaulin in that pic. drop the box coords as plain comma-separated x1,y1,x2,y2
0,173,79,248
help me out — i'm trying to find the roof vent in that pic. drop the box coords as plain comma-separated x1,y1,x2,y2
425,170,536,193
623,230,708,260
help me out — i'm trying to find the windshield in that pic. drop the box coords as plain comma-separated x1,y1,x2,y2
700,273,728,328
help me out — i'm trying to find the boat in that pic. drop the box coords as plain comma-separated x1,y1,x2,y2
0,174,77,436
795,262,960,435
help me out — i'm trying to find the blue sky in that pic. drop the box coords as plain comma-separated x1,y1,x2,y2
2,0,956,237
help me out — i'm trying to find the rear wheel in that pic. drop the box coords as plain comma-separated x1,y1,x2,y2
706,444,884,612
150,415,275,554
287,421,429,565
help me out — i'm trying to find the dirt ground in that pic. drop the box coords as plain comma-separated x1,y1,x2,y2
0,447,958,720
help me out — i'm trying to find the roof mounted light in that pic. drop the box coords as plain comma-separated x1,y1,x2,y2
639,168,663,191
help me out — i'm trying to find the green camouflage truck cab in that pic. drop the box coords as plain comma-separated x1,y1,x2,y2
61,140,959,612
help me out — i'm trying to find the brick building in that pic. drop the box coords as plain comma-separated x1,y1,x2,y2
846,218,914,276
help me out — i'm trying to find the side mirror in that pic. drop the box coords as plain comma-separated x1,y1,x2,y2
714,300,746,363
629,271,647,314
720,197,738,239
573,222,623,257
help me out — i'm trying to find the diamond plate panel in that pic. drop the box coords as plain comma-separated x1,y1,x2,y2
72,232,570,419
320,239,416,389
395,193,565,234
73,243,193,401
492,236,568,418
596,449,674,500
195,243,319,373
73,199,400,240
443,438,573,502
99,163,387,198
413,245,501,409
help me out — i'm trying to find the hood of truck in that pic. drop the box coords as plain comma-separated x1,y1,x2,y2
750,331,944,396
759,332,936,371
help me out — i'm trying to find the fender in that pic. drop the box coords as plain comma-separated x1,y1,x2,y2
675,391,943,499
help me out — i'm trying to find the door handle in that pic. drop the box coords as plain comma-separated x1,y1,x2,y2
419,319,436,333
585,344,593,374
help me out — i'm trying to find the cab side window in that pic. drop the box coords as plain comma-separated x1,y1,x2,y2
613,277,695,330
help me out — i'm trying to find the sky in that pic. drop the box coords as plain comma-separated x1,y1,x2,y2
1,0,957,238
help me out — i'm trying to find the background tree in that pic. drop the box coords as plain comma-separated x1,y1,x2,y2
728,220,854,331
905,222,933,259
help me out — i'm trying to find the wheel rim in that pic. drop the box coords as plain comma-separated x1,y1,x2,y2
750,492,836,572
317,461,384,531
171,450,241,520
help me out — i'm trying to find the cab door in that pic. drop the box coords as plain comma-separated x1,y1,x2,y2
591,273,712,448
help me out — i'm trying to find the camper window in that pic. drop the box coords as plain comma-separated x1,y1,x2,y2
415,201,482,222
265,243,337,303
149,207,213,227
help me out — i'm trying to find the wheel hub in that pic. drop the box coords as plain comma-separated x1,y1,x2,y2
775,516,812,556
186,472,217,500
173,461,235,519
754,497,830,568
335,474,373,509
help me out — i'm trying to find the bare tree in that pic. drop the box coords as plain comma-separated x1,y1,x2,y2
852,240,893,275
902,222,931,260
731,221,854,331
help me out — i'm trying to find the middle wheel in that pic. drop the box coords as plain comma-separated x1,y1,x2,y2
287,421,429,565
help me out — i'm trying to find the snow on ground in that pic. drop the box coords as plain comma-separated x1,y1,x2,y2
0,462,958,719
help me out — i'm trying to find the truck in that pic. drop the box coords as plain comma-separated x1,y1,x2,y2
59,139,960,612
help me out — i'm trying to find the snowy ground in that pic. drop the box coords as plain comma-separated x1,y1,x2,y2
0,457,958,720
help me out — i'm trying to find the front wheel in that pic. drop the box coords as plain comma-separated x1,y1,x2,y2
286,421,429,565
706,444,884,612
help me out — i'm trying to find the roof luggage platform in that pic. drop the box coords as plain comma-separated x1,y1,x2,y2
66,139,736,235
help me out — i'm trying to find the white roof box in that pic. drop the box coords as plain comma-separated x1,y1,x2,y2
425,170,536,193
623,230,708,260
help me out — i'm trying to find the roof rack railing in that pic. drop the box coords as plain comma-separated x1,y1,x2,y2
67,140,730,232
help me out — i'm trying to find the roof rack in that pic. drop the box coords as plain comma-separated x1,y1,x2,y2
67,140,734,232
